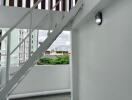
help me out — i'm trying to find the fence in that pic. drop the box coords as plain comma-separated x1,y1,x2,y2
1,0,78,11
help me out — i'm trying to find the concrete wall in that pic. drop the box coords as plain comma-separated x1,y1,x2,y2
72,0,132,100
10,65,71,95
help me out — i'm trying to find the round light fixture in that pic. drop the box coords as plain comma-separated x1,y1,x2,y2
95,12,103,25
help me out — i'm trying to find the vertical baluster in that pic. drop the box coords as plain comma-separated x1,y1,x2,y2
14,0,17,7
28,12,32,58
28,33,32,58
22,0,26,8
26,0,30,8
6,32,11,83
23,40,25,63
37,29,39,49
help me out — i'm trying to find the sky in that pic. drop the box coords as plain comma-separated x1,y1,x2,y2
38,30,71,51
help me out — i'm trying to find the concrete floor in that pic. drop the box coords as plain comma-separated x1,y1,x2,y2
10,93,71,100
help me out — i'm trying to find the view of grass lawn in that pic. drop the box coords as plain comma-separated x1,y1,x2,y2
37,55,70,65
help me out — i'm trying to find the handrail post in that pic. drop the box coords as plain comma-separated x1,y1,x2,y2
28,32,32,58
23,40,26,62
28,12,33,58
0,0,43,43
6,32,11,85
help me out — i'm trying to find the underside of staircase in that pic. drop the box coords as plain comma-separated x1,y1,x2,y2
0,0,83,100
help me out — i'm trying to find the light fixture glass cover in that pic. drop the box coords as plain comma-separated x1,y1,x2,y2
95,12,102,25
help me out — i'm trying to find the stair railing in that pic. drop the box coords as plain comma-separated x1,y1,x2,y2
8,0,64,80
0,0,44,43
10,0,63,56
0,0,83,100
0,0,63,97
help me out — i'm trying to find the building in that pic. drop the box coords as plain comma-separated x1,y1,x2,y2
0,28,38,67
1,0,132,100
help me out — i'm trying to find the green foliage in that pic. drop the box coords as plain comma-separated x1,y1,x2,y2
37,55,70,65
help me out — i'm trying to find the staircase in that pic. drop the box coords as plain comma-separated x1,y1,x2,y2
0,0,83,100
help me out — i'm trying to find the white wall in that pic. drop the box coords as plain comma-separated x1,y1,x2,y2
72,0,132,100
10,65,71,95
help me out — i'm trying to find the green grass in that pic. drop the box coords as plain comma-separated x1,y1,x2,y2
37,55,70,65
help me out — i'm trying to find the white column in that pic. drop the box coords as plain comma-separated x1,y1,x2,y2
6,32,11,83
66,0,69,11
73,0,75,6
45,0,48,10
30,0,33,7
6,0,9,6
59,0,62,11
14,0,18,7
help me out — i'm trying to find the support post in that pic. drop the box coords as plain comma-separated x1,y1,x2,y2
28,32,32,58
5,32,11,100
28,13,32,58
23,40,25,62
6,32,11,83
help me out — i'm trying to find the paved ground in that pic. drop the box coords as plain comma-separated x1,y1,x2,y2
10,93,71,100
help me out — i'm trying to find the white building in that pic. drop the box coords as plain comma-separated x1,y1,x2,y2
0,28,38,67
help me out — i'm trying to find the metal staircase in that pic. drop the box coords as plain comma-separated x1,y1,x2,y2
0,0,83,100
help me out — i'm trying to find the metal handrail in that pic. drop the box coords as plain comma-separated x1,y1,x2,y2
0,0,63,92
10,0,63,56
0,0,43,43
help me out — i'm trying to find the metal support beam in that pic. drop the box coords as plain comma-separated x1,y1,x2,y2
5,32,11,100
28,13,33,58
6,33,11,83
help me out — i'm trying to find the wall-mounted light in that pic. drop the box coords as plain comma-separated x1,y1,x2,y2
95,12,103,25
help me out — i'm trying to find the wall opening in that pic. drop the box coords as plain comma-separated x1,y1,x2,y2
37,30,71,65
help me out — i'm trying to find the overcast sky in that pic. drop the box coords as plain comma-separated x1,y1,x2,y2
38,30,71,51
